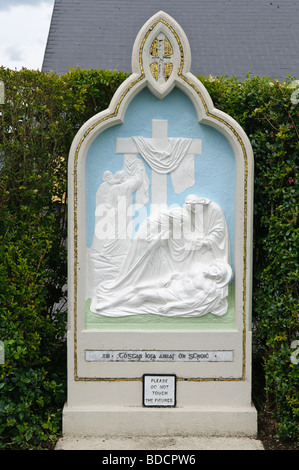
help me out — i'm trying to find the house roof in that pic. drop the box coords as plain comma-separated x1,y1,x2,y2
42,0,299,80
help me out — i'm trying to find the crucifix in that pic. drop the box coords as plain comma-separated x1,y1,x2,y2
116,120,202,211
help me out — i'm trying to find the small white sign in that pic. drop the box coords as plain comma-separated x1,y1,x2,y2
143,374,176,407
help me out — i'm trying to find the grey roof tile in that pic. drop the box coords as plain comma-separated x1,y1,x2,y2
42,0,299,80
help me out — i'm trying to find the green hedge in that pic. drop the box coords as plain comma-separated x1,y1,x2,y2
0,68,298,448
199,75,298,441
0,68,128,449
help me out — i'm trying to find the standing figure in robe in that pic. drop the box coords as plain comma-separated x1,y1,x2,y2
86,156,149,299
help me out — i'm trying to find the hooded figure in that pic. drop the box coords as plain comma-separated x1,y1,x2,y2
90,195,231,318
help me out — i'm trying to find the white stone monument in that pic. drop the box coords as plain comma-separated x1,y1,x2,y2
65,11,256,437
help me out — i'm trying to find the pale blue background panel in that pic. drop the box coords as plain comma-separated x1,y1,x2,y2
86,88,235,269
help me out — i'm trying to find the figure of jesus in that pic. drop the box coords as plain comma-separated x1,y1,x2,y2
93,259,232,318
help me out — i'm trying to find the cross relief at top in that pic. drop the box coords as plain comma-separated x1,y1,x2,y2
138,18,186,98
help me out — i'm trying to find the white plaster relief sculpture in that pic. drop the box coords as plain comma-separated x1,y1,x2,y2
93,259,232,318
84,15,234,319
86,155,149,299
90,194,232,317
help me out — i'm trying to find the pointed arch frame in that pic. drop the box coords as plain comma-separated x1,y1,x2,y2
68,12,254,382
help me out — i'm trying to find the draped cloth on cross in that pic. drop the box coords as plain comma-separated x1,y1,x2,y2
132,136,194,194
116,120,202,207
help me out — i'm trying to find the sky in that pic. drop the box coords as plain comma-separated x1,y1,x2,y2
0,0,55,70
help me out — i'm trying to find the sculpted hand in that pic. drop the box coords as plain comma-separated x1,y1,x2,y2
186,239,202,250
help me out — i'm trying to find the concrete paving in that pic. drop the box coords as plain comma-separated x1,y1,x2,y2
55,435,264,450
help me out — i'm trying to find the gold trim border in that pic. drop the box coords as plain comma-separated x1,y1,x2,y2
72,19,248,383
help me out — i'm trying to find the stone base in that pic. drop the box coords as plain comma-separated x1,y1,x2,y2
55,435,264,450
62,403,258,438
